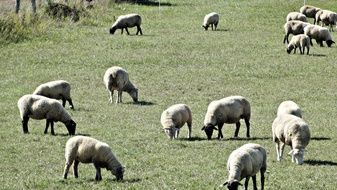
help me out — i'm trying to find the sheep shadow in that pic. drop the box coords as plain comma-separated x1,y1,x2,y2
115,0,174,6
311,137,331,141
178,136,206,141
305,159,337,166
311,53,326,57
214,28,230,32
105,178,142,183
133,100,156,106
227,137,272,141
54,133,91,137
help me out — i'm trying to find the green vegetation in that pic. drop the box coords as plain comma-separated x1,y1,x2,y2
1,0,337,189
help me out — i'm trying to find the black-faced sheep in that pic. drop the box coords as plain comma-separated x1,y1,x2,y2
283,20,311,44
304,24,335,47
315,10,337,31
202,96,251,140
202,12,219,31
63,136,124,181
103,66,138,104
300,5,321,24
109,13,142,35
17,94,76,135
33,80,74,110
160,104,192,139
223,143,267,190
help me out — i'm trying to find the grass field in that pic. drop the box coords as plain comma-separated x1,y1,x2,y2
1,0,337,189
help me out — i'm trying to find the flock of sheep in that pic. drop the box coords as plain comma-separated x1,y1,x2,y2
284,5,337,55
15,3,332,190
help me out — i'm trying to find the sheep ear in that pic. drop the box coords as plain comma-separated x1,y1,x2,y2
223,181,228,186
213,126,218,131
201,126,206,131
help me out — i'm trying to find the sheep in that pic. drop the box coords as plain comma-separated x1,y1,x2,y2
109,13,142,35
202,96,251,140
160,104,192,139
283,20,311,44
315,10,337,31
286,12,307,22
63,136,124,181
33,80,74,110
17,94,76,135
300,5,321,24
286,34,310,55
304,24,335,47
223,143,267,190
277,100,302,118
103,66,138,104
272,114,310,165
202,12,219,31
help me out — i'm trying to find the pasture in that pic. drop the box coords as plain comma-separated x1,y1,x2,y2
1,0,337,189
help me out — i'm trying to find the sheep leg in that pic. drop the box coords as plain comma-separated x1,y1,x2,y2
211,24,214,31
175,128,180,139
22,117,29,134
283,34,289,44
260,170,265,190
309,38,313,46
68,98,74,110
44,120,50,134
62,97,66,107
117,90,122,103
73,160,79,178
293,47,297,54
217,123,224,140
136,25,143,35
108,90,113,103
63,159,74,179
244,118,250,138
214,22,218,30
234,122,240,138
299,46,303,54
187,122,192,139
307,46,309,55
125,27,130,35
121,28,124,34
50,121,55,135
252,175,257,190
244,177,250,190
94,165,102,181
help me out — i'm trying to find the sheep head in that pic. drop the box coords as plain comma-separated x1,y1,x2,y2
201,124,217,140
223,180,243,190
65,120,76,135
288,148,305,165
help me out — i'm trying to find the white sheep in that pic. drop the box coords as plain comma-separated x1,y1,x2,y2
304,24,335,47
272,114,311,165
103,66,138,104
33,80,74,110
283,20,311,44
223,143,267,190
277,100,302,118
202,96,251,140
63,136,124,181
286,34,310,55
315,10,337,31
17,94,76,135
109,13,142,35
160,104,192,139
202,12,219,31
286,12,307,22
300,5,321,24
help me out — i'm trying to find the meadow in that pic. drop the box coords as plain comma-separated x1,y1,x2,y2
1,0,337,189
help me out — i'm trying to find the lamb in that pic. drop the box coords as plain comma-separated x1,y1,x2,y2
300,5,321,24
63,136,124,181
17,94,76,135
33,80,74,110
223,143,267,190
202,96,251,140
160,104,192,139
272,114,311,165
286,34,310,55
315,10,337,31
283,20,311,43
202,12,219,31
286,12,307,22
109,13,142,35
103,66,138,104
304,24,335,47
277,100,302,118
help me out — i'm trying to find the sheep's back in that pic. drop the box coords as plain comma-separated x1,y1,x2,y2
104,67,129,90
277,100,302,118
33,80,71,99
161,104,191,128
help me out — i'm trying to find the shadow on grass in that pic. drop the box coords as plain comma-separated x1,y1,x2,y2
311,137,331,141
134,100,156,106
305,159,337,166
228,137,272,141
105,178,142,183
214,28,230,32
178,136,206,141
54,133,91,137
311,53,326,57
115,0,174,6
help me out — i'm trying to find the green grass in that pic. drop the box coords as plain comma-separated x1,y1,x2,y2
1,0,337,189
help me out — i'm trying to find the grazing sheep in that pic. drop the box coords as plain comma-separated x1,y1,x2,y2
272,114,310,165
223,143,267,190
286,34,310,55
277,100,302,118
109,13,142,35
63,136,124,181
33,80,74,110
286,12,307,22
283,20,311,43
315,10,337,31
160,104,192,139
300,5,321,24
202,12,219,31
17,94,76,135
202,96,251,140
103,66,138,104
304,24,335,47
